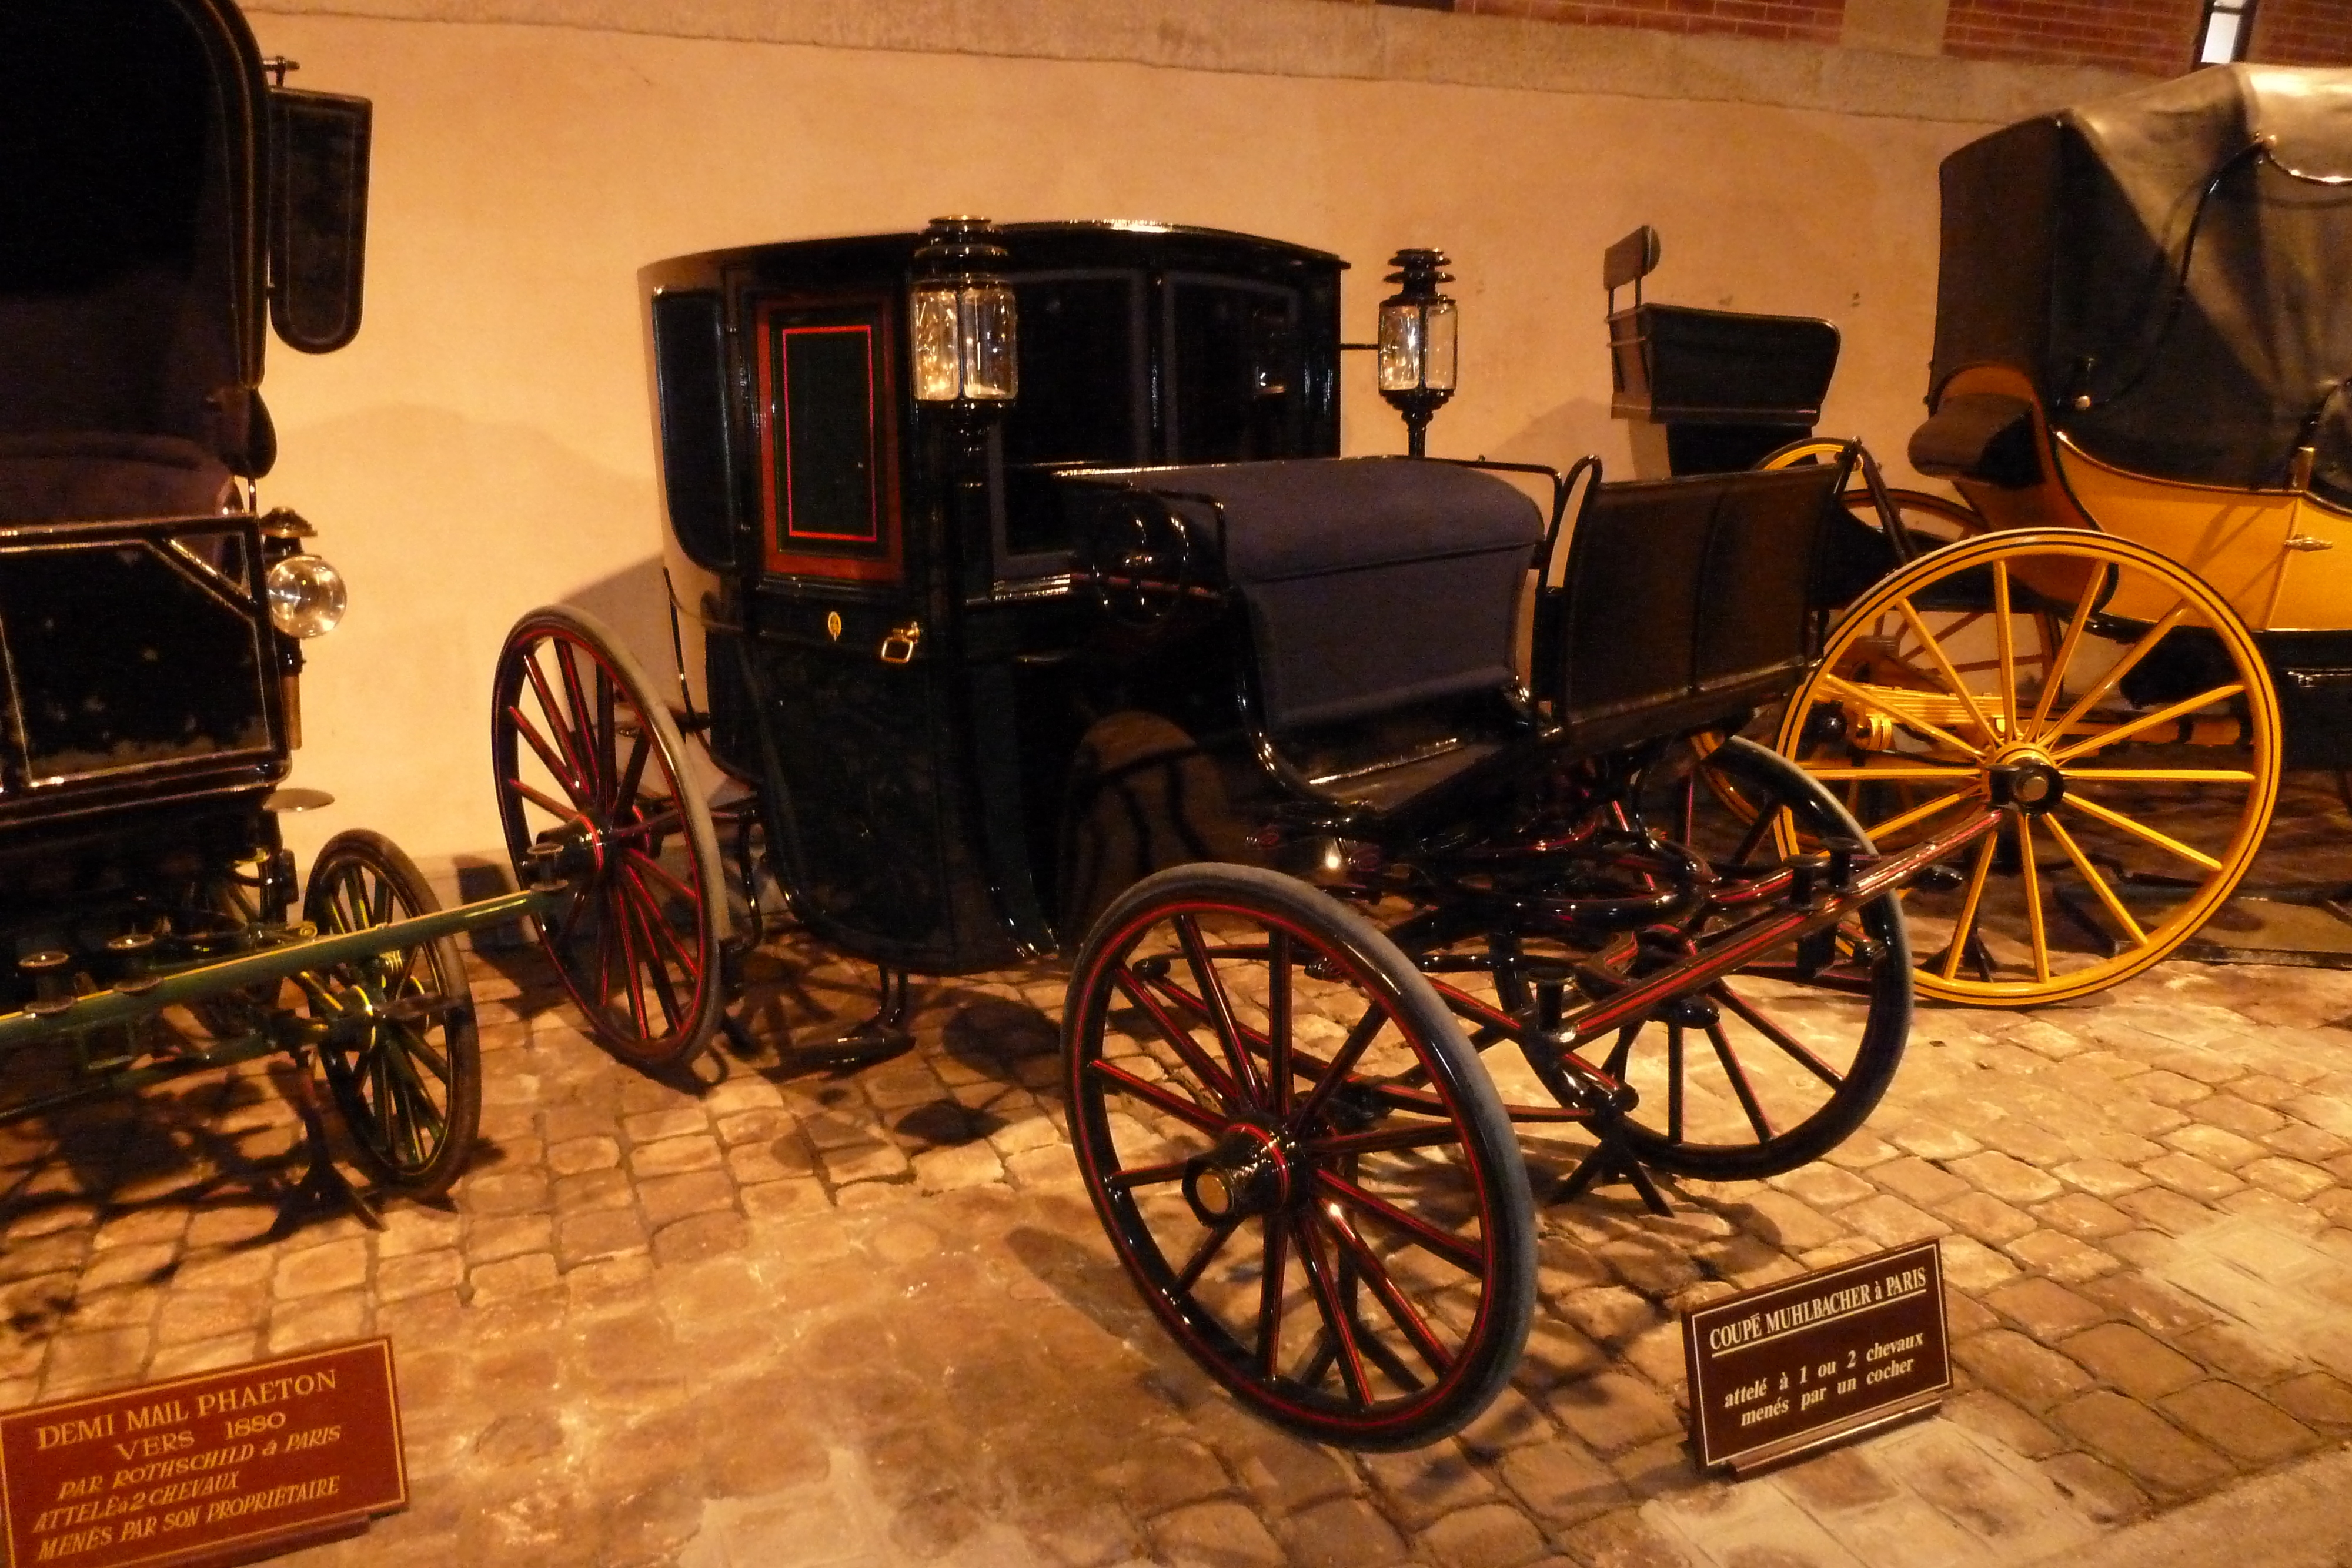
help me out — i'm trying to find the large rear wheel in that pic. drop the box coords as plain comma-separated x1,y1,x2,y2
1776,529,2281,1006
492,606,727,1069
1065,864,1536,1449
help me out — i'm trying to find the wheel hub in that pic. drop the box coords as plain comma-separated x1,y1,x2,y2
1986,745,2066,817
1182,1122,1292,1223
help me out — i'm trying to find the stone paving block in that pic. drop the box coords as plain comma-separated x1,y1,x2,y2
1839,1195,1949,1249
2162,1124,2268,1171
653,1211,750,1267
2074,1273,2214,1336
1984,1278,2102,1339
469,1213,556,1264
1952,1330,2092,1412
2029,1192,2133,1241
379,1248,467,1302
153,1288,268,1346
1555,1286,1663,1348
631,1134,726,1177
1931,1191,2034,1246
1275,1496,1410,1568
1361,1443,1497,1530
1772,1164,1879,1209
2052,1390,2233,1495
469,1252,560,1302
2000,1230,2119,1283
1149,1500,1284,1568
1778,1449,1897,1514
267,1289,368,1353
1942,1391,2065,1459
2155,1380,2317,1464
2240,1155,2334,1202
1547,1371,1682,1455
1949,1151,2063,1206
549,1134,622,1175
2057,1323,2201,1400
465,1168,554,1216
2263,1121,2350,1165
1646,1477,1868,1568
1421,1502,1549,1568
1868,1157,1972,1209
1498,1439,1625,1527
1821,1131,1899,1171
2114,1184,2217,1235
1888,1125,1983,1164
1931,1236,2019,1295
1559,1510,1698,1568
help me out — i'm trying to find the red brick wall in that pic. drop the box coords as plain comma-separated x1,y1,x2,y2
1450,0,1845,46
2254,0,2352,63
1941,0,2203,75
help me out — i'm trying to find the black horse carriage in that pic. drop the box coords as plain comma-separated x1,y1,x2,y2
487,216,2010,1448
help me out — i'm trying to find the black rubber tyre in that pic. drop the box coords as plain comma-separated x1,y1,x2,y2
491,605,727,1071
1556,735,1913,1181
302,830,482,1198
1065,864,1536,1449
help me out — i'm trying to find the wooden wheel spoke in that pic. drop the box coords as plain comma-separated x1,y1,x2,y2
1804,764,1973,783
505,773,584,826
1703,1021,1775,1142
1939,829,2002,982
1266,931,1294,1116
1318,1208,1454,1380
1301,1120,1471,1158
611,887,653,1036
2028,569,2109,738
1088,1059,1228,1135
1106,1159,1192,1191
1175,1216,1242,1294
2068,768,2255,783
1895,597,2001,742
522,656,595,801
1866,787,1976,842
553,641,602,800
619,864,703,980
2013,816,2051,982
1710,985,1843,1088
623,847,699,906
2046,604,2188,743
612,728,653,823
1114,967,1242,1106
1257,1216,1292,1379
2043,814,2150,949
2050,683,2246,765
1992,561,2019,734
1292,1221,1373,1407
1177,915,1267,1106
1287,1004,1390,1132
623,888,687,1031
1312,1170,1486,1278
378,1018,452,1086
2061,792,2224,872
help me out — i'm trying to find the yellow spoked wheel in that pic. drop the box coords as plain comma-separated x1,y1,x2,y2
1775,529,2280,1007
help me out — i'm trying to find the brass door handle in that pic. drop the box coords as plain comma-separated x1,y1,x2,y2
880,623,922,663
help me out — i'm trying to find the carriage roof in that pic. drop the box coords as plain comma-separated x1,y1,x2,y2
1931,64,2352,492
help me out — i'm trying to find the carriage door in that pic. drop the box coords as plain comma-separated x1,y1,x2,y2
744,292,1004,969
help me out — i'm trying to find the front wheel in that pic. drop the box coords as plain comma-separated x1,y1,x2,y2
491,606,728,1069
302,830,482,1198
1065,864,1536,1449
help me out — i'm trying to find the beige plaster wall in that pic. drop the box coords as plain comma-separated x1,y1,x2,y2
233,1,2129,880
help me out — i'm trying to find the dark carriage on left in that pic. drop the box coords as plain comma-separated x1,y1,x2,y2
0,0,488,1208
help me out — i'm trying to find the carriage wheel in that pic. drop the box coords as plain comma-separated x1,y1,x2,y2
492,606,727,1069
301,830,482,1198
1065,864,1536,1449
1544,737,1913,1181
1776,529,2281,1007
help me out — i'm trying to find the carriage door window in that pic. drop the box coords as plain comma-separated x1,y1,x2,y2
756,296,901,584
996,272,1144,563
1165,276,1304,463
2197,0,2254,63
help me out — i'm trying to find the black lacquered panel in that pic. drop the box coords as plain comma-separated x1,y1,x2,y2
0,536,269,784
650,289,734,569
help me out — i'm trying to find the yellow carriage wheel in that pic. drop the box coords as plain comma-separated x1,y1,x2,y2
1775,529,2280,1007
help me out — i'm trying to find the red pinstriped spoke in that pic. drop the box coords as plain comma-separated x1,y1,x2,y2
1285,1003,1389,1133
554,641,602,800
623,847,698,906
1266,931,1293,1116
1174,1217,1242,1293
1316,1205,1454,1380
1087,1059,1228,1135
1256,1215,1292,1379
593,667,619,805
611,887,652,1037
1177,915,1267,1107
611,727,653,823
508,706,590,809
1706,1021,1776,1142
1114,967,1242,1107
1311,1169,1487,1278
1298,1121,1471,1158
1105,1159,1191,1191
1711,984,1845,1089
505,774,583,825
1293,1217,1372,1407
616,880,688,1030
618,862,703,981
523,654,595,802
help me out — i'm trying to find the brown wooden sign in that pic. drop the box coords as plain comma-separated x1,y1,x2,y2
1683,1239,1949,1473
0,1338,405,1568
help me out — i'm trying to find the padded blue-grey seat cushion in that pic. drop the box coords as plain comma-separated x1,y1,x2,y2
1141,457,1542,731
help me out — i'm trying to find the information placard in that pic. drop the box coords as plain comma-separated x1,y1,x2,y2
1683,1239,1949,1473
0,1338,406,1568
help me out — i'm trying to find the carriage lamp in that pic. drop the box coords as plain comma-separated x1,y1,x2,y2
266,553,347,638
1378,248,1458,457
911,216,1018,410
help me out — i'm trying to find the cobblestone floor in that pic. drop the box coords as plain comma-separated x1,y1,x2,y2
12,783,2352,1566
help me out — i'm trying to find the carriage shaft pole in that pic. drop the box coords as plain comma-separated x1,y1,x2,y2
1562,807,2007,1047
0,888,554,1049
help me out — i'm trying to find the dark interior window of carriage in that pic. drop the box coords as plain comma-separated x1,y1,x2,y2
1165,276,1304,464
997,272,1144,560
2196,0,2255,64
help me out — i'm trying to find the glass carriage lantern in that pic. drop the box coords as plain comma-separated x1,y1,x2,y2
911,216,1018,414
1378,248,1458,457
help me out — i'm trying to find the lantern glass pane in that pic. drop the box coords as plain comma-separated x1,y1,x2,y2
960,284,1019,400
1422,297,1458,392
911,287,963,401
1378,301,1424,392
